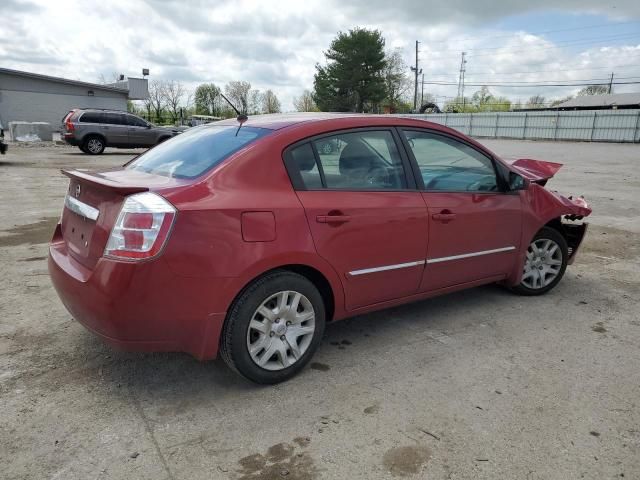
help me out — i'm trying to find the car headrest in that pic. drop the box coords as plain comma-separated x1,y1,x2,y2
291,146,317,172
339,140,373,176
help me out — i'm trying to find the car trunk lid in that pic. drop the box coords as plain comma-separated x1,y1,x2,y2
60,168,184,269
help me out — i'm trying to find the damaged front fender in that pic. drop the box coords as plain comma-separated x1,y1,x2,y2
506,183,592,285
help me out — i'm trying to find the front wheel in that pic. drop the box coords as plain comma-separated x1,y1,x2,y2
220,271,326,384
512,227,568,296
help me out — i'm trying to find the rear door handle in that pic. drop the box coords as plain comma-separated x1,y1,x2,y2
432,211,457,222
316,214,351,224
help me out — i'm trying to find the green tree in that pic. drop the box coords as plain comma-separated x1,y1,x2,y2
491,97,512,111
313,28,387,112
578,85,608,96
194,83,222,116
471,86,494,111
468,86,511,112
444,96,473,113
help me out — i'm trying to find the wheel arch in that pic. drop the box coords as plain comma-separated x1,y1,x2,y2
543,216,588,265
83,132,107,146
228,263,337,324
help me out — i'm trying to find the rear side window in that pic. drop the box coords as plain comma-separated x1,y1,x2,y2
126,125,271,179
286,130,408,190
79,112,104,123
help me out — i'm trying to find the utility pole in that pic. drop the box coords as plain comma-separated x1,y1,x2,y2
457,52,467,111
608,72,614,94
421,72,424,108
410,41,422,112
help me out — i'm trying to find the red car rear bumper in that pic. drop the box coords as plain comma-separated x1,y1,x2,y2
48,225,227,360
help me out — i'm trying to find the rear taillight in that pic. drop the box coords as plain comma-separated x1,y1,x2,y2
63,111,75,132
104,192,176,260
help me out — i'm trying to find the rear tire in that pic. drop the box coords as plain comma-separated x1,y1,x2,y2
512,227,568,296
82,135,105,155
220,271,325,384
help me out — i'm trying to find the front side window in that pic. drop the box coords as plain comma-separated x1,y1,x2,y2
126,115,148,127
403,130,497,192
104,113,126,125
287,130,408,190
126,125,271,179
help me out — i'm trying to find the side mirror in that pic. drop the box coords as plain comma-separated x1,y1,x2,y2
508,172,526,191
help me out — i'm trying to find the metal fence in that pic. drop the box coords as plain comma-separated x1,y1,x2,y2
398,109,640,143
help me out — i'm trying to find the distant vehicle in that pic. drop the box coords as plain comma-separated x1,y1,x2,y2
188,114,222,127
0,118,7,154
61,109,181,155
49,113,591,384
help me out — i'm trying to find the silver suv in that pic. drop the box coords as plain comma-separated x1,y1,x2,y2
61,109,181,155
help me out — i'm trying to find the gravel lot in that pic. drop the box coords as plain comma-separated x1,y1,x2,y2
1,140,638,480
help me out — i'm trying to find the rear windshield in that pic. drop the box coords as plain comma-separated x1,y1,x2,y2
126,125,271,179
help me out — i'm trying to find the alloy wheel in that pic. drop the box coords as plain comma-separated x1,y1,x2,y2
87,138,103,154
246,290,316,371
521,238,563,289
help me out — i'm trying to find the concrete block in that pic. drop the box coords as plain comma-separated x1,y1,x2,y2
32,122,53,141
8,121,53,142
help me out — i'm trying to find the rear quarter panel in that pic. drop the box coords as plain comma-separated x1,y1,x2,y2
160,135,346,317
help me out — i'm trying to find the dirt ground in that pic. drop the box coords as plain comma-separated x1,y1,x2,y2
0,139,638,480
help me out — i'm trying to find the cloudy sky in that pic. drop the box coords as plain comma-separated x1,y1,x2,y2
2,0,640,110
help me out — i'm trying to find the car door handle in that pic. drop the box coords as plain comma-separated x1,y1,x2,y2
432,211,457,222
316,214,351,224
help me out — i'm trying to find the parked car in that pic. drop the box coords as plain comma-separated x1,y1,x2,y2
48,114,591,384
61,109,181,154
0,118,7,154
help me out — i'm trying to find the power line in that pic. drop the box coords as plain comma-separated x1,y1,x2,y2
452,31,640,53
454,76,640,84
421,80,640,87
423,20,640,46
425,64,640,77
464,34,640,57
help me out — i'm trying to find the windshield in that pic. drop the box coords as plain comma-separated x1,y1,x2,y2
126,125,271,178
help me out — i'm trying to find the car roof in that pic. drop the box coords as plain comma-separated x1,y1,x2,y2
76,109,132,114
213,112,503,165
213,112,458,133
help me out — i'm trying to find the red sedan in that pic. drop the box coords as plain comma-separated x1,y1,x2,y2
49,113,591,383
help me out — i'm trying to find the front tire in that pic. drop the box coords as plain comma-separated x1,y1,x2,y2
220,271,326,384
512,226,568,296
